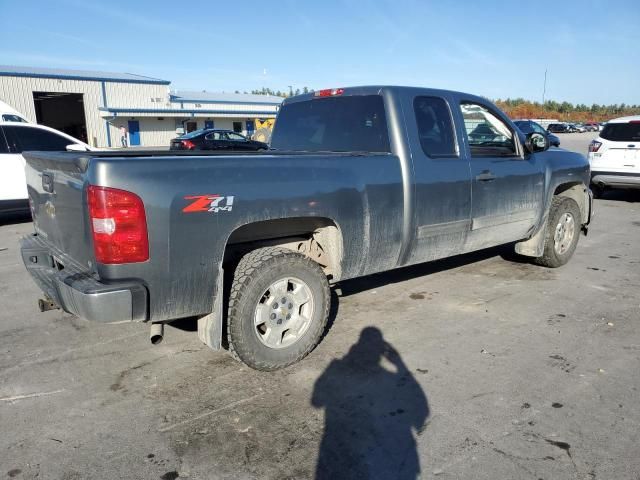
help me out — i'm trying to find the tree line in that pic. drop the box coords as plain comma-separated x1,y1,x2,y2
495,98,640,122
235,87,312,98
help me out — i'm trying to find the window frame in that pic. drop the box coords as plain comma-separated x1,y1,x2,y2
0,127,10,154
413,95,459,159
459,100,521,159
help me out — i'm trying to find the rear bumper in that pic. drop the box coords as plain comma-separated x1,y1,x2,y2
591,171,640,188
20,233,147,323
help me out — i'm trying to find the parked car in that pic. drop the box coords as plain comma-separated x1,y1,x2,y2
568,123,585,133
20,86,592,371
0,122,91,214
588,115,640,197
547,123,571,133
513,120,560,147
170,129,268,151
585,123,600,132
0,100,29,123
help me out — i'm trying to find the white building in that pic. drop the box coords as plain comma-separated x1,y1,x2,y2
0,65,283,148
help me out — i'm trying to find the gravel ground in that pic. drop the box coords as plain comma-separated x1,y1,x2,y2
1,133,639,480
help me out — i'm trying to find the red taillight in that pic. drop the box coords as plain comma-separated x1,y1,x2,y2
181,140,196,150
87,185,149,264
588,141,602,153
315,88,344,97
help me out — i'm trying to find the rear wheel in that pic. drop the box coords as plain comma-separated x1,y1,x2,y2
227,247,330,371
534,197,581,268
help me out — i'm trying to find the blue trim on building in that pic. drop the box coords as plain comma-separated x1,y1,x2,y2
0,71,170,85
99,107,278,116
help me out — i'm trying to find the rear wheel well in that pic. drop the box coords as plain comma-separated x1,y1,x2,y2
223,217,343,281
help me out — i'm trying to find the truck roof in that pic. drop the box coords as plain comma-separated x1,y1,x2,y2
282,85,486,105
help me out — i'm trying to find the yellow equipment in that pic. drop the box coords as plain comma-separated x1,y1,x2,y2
252,118,276,143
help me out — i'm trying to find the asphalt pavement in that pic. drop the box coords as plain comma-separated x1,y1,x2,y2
1,132,639,480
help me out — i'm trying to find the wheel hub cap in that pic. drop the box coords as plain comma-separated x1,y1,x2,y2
553,212,575,255
253,277,314,349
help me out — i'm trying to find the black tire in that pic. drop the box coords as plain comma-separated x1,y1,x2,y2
226,247,330,371
534,197,581,268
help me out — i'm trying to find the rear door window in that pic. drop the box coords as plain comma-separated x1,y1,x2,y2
271,95,390,153
460,102,517,157
600,123,640,142
3,126,73,152
227,132,247,142
413,96,457,157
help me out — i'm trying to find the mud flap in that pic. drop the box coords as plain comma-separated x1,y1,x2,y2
197,264,224,350
515,215,548,258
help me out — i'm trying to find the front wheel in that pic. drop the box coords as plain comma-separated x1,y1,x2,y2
227,247,330,371
534,197,581,268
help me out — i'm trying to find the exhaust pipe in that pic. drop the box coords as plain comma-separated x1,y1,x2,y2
150,322,164,345
38,298,59,312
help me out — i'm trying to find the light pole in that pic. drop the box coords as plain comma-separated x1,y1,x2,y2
542,69,548,106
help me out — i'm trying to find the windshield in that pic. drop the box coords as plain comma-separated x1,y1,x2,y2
600,122,640,142
270,95,390,152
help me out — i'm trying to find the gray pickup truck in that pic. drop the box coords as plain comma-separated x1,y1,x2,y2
20,86,592,370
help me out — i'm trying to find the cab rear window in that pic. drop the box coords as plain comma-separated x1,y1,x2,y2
270,95,390,153
600,123,640,142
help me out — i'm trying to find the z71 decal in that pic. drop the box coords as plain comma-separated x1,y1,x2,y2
182,195,235,213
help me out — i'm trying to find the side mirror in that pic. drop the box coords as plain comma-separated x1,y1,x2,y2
524,132,549,153
66,143,90,152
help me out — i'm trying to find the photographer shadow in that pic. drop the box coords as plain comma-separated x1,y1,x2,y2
312,327,429,480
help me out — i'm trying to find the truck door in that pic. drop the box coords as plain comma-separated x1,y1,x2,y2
456,99,544,251
402,93,472,265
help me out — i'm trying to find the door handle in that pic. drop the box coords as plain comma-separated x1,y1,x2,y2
475,171,496,182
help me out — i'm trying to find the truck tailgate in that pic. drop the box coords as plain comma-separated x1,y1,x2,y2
24,151,94,269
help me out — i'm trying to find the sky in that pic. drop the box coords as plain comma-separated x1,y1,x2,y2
0,0,638,105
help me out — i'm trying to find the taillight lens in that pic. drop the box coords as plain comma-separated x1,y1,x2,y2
181,140,196,150
588,141,602,153
315,88,344,97
87,185,149,264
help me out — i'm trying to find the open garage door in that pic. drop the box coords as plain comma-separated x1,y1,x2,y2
33,92,87,143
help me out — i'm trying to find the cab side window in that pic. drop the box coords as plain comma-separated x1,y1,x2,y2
413,96,457,157
460,102,517,157
3,126,72,153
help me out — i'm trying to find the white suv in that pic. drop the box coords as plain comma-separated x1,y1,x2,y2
1,122,91,214
588,115,640,197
